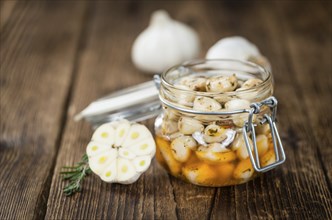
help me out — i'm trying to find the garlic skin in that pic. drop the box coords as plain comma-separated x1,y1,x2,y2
132,10,200,73
205,36,271,71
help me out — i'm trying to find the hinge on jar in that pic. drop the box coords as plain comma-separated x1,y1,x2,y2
242,96,286,172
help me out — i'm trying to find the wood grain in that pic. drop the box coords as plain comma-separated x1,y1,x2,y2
45,2,177,219
208,1,332,219
0,1,87,219
277,0,332,186
0,0,331,219
0,0,17,30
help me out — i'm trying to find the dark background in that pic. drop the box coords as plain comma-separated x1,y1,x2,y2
0,0,331,219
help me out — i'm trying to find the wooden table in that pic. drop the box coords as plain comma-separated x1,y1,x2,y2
1,1,331,219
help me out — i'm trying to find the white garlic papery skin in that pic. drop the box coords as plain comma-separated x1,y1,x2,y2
206,36,260,61
132,10,200,73
205,36,271,71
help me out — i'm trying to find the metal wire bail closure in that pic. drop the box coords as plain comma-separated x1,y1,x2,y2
243,96,286,172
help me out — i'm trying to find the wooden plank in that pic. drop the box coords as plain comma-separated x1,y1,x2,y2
207,1,332,219
0,0,17,30
161,1,218,219
0,2,87,219
44,1,332,219
45,2,179,219
277,0,332,185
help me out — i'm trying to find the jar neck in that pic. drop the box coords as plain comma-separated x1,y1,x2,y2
160,59,274,114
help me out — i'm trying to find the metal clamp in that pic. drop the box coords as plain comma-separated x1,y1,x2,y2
243,96,286,172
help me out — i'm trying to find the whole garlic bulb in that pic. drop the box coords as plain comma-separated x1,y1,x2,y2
132,10,200,73
206,36,271,71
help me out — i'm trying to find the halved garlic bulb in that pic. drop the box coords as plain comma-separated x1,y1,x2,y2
87,120,156,184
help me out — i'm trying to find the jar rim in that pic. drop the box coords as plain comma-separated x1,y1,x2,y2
160,59,273,97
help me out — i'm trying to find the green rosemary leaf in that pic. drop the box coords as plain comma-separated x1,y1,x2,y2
60,154,91,196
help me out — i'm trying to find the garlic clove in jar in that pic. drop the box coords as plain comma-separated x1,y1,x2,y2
205,75,238,92
224,99,250,110
173,85,195,107
196,148,237,164
155,136,182,175
178,116,204,135
256,134,269,156
260,149,276,167
205,36,271,72
171,136,192,162
193,96,222,111
179,76,207,91
203,124,227,143
162,120,179,135
225,99,253,127
132,10,200,73
182,163,219,186
237,78,263,90
233,158,254,180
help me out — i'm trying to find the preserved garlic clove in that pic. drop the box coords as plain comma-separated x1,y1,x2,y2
224,99,250,110
215,163,235,184
232,134,253,160
171,137,192,162
182,163,219,186
192,131,207,146
225,99,252,127
239,78,263,90
162,120,179,134
178,116,204,135
233,158,254,180
193,97,222,111
231,134,245,151
156,136,182,175
169,132,184,141
219,129,236,149
237,141,252,160
87,120,156,184
256,134,268,156
260,149,276,167
208,142,231,153
203,124,227,143
164,108,180,121
180,136,197,150
255,123,270,135
179,76,207,91
196,147,236,164
174,85,195,107
206,75,238,92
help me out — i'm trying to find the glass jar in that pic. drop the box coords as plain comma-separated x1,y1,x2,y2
154,59,286,187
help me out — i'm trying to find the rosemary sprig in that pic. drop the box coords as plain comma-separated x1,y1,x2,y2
60,154,92,196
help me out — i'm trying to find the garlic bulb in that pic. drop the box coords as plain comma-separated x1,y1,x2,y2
205,36,271,71
132,10,200,73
